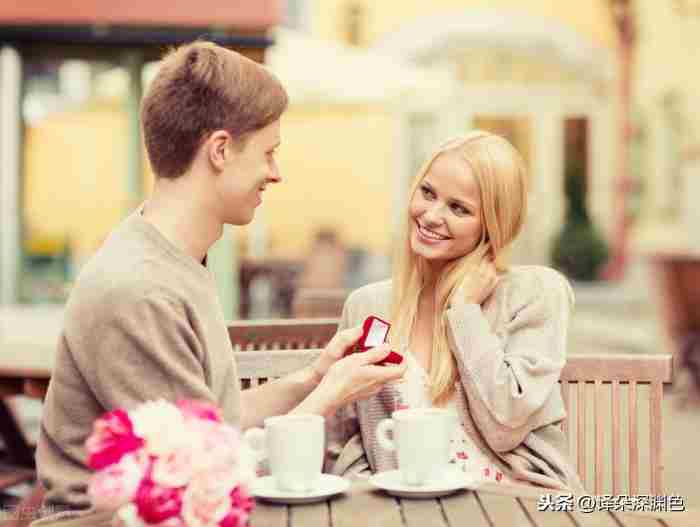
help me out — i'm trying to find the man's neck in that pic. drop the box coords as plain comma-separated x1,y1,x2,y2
142,177,223,264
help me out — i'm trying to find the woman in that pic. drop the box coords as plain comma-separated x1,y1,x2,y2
326,131,584,492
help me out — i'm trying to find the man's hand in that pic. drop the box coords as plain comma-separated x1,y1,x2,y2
322,345,407,408
293,345,407,417
311,326,363,381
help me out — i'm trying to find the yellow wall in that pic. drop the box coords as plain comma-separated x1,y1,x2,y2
636,0,700,154
23,102,395,262
624,0,700,249
22,1,621,264
636,1,694,112
312,0,616,49
250,104,396,258
23,103,132,262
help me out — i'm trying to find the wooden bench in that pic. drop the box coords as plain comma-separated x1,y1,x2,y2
0,319,676,506
232,319,675,496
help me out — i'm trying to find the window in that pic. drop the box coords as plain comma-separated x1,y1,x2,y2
408,113,437,180
283,0,310,32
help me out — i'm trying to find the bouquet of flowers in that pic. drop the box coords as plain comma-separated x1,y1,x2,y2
85,399,256,527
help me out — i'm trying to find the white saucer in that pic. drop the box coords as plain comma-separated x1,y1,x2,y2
250,474,350,504
369,469,475,499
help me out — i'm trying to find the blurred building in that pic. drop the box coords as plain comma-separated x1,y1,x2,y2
632,1,700,253
257,0,619,271
263,0,700,276
0,1,281,313
4,0,700,314
259,27,451,260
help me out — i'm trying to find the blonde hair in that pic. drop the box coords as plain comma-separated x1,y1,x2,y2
389,130,528,404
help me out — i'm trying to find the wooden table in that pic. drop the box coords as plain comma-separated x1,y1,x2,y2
250,482,696,527
27,481,697,527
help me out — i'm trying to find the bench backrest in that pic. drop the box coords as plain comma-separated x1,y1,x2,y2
227,318,338,351
230,318,674,495
559,353,673,496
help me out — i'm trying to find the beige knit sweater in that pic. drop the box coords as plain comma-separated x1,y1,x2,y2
35,211,241,521
325,266,585,493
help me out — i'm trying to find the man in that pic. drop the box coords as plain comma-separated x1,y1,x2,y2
35,41,405,523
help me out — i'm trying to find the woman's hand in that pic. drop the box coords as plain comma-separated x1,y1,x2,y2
294,345,407,416
454,260,500,306
311,326,364,381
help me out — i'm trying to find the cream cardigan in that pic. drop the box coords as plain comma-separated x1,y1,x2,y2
325,265,585,492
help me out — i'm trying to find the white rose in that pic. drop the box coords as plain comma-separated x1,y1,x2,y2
129,399,195,456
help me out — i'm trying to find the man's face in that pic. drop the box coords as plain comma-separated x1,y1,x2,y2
214,120,282,225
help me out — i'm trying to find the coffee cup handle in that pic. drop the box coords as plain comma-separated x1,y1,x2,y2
243,427,267,462
376,418,395,452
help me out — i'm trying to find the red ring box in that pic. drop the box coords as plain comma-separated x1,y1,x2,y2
346,315,403,365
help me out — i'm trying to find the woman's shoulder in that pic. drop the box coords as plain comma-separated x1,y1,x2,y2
495,265,574,311
345,279,393,304
342,280,393,322
348,279,391,300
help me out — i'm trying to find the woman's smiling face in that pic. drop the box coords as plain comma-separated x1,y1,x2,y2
409,150,484,267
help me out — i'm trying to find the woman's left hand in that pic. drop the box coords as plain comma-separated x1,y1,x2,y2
453,260,500,306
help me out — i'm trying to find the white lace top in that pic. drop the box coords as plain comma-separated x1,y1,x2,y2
393,352,511,484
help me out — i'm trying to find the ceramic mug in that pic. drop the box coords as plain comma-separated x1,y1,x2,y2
244,414,325,492
376,408,457,486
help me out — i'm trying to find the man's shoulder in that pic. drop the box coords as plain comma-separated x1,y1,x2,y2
65,254,188,329
71,224,193,311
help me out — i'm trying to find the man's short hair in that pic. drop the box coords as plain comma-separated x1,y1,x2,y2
141,41,288,179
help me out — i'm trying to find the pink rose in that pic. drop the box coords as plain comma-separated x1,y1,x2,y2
187,421,241,477
86,409,144,470
176,399,223,423
181,477,232,527
229,486,254,514
88,452,148,510
134,477,184,524
219,486,254,527
219,486,255,527
219,508,248,527
152,448,194,488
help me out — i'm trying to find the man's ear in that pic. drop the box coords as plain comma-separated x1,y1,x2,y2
207,130,233,172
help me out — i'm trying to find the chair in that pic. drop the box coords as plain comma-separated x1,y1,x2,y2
560,353,673,496
0,366,50,526
232,330,674,496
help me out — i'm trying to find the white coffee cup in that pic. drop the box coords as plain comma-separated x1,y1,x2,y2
376,408,457,486
244,414,325,492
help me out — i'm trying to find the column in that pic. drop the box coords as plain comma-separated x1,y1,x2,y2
528,111,564,265
589,104,615,241
124,51,144,210
208,225,238,321
246,206,269,318
391,109,410,240
0,47,22,305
